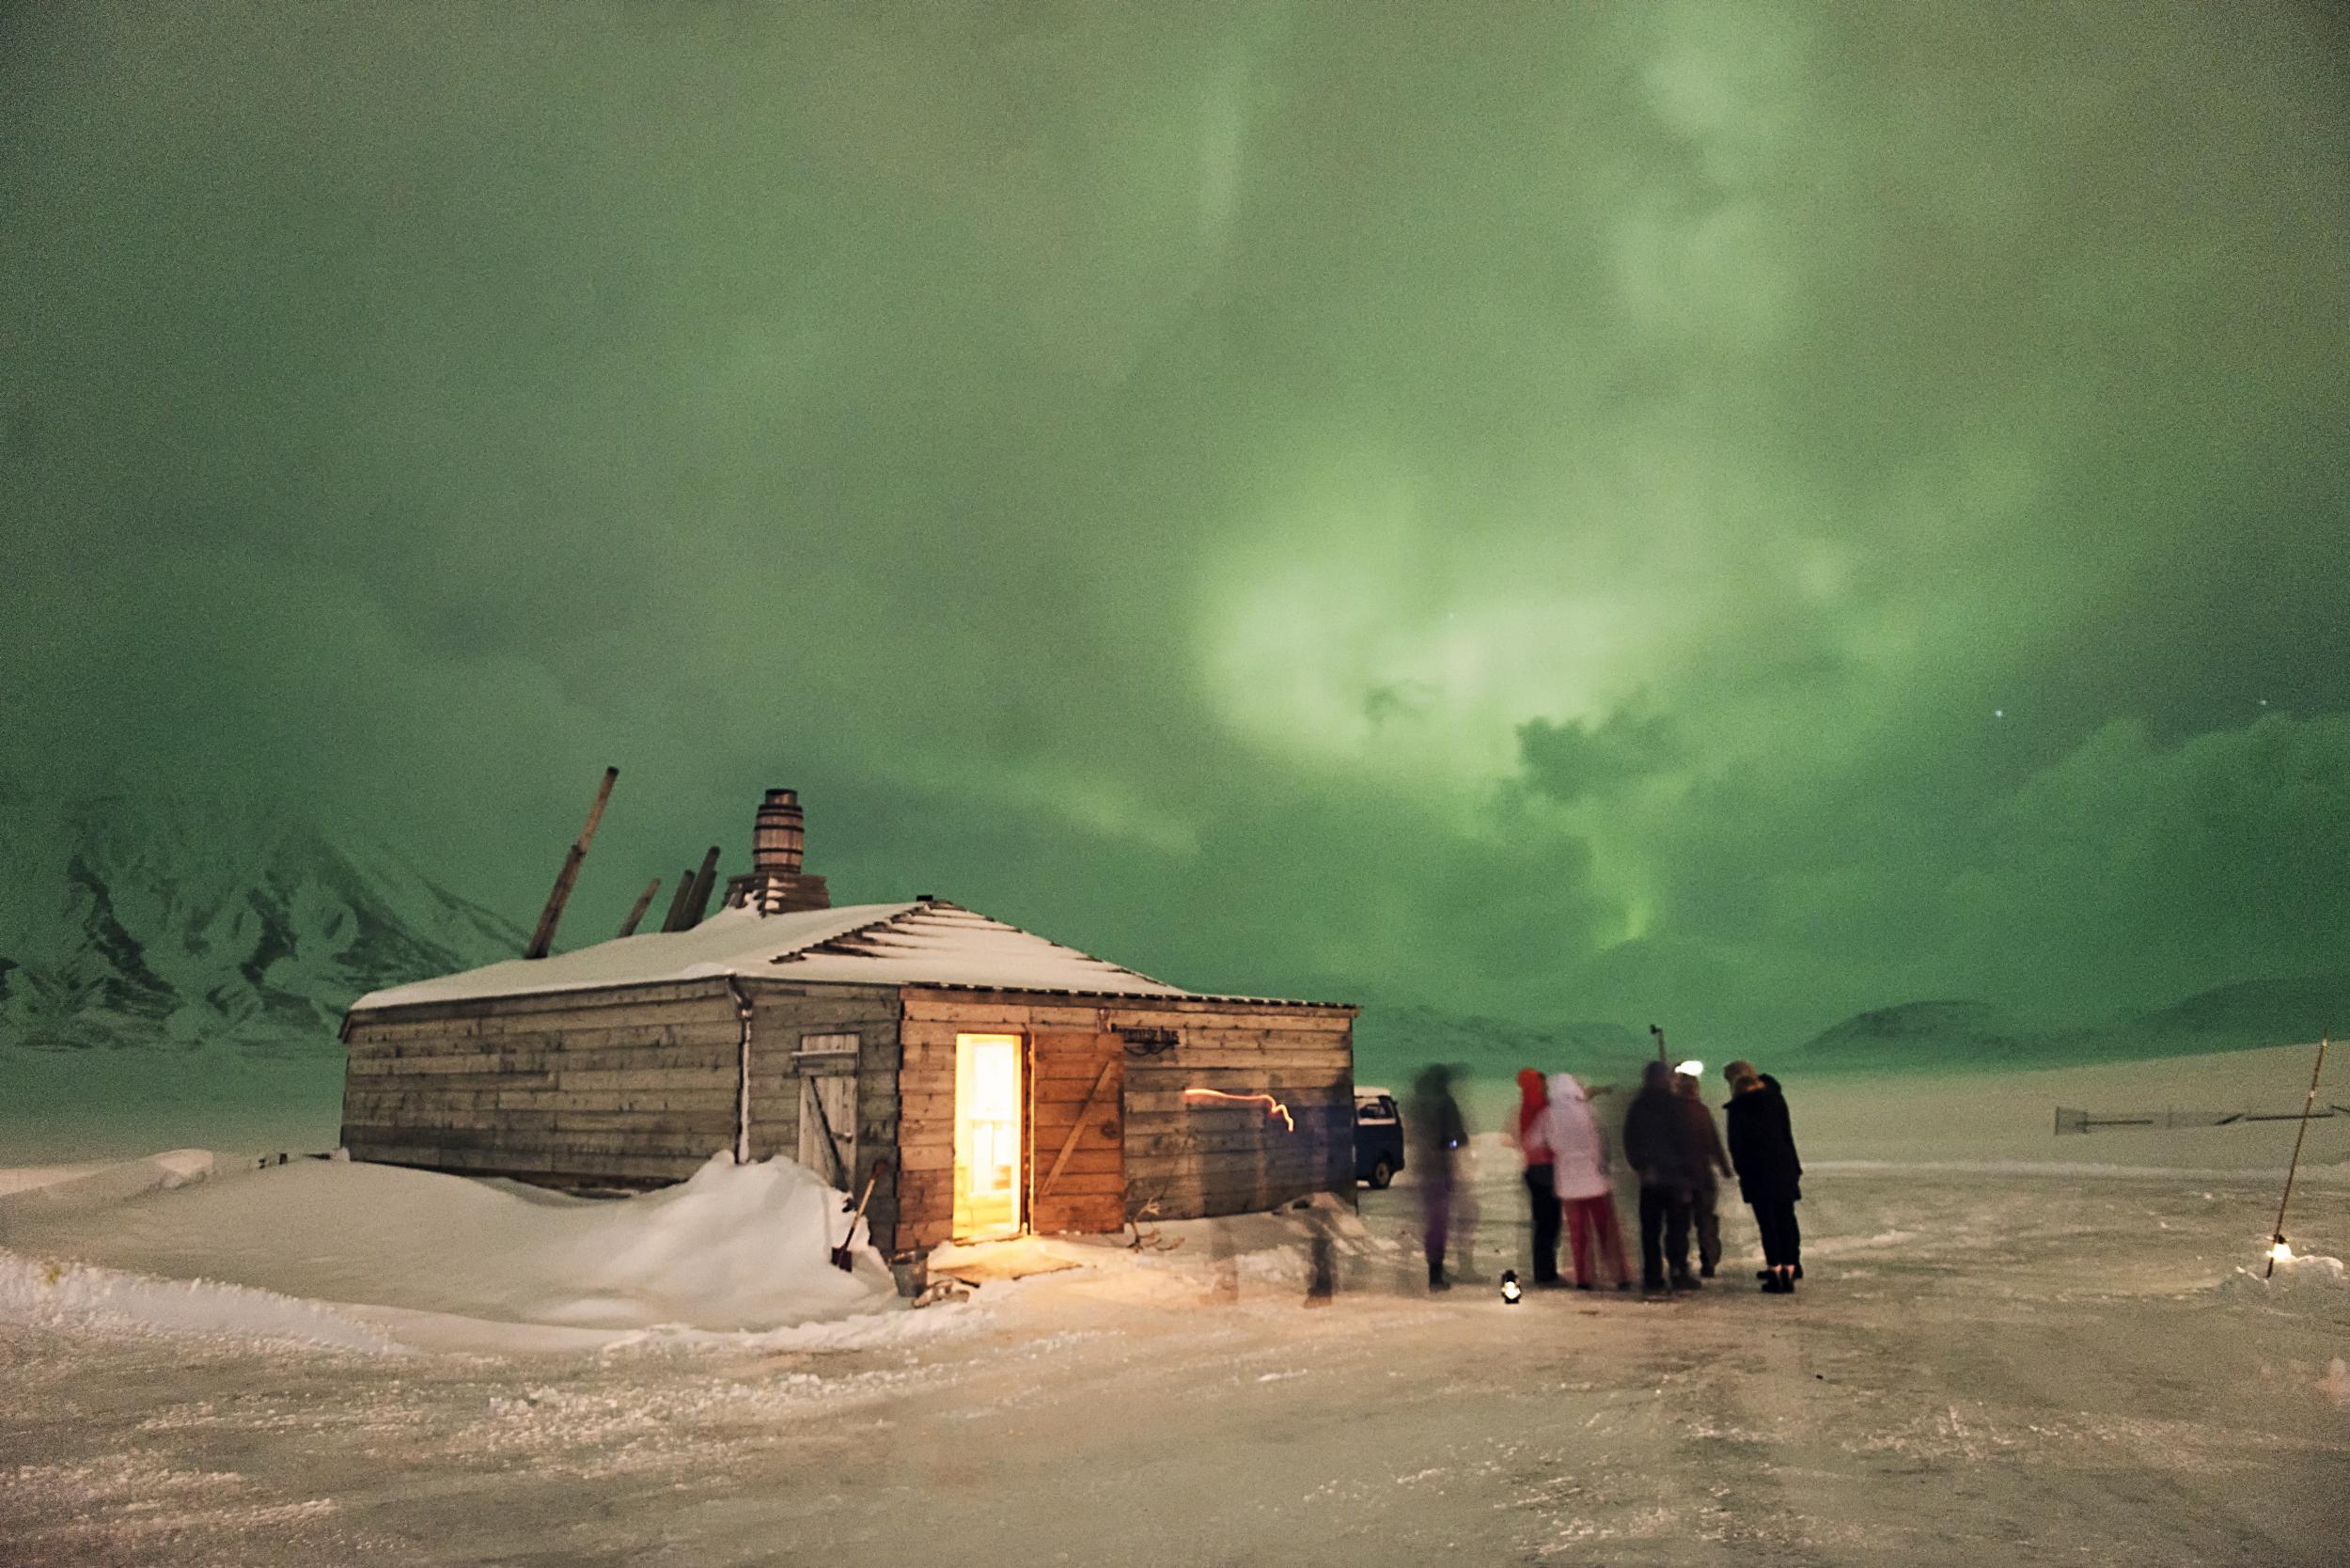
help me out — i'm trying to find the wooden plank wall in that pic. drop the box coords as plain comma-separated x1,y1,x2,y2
1113,1002,1355,1222
893,990,1356,1252
341,981,744,1185
739,981,902,1247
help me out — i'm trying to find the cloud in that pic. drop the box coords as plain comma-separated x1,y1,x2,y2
3,3,2345,1047
1517,704,1684,804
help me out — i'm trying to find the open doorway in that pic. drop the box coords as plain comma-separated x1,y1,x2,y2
952,1032,1022,1240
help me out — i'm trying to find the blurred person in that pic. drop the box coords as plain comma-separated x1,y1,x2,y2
1409,1063,1469,1291
1587,1080,1643,1244
1724,1061,1805,1294
1542,1073,1632,1291
1675,1068,1734,1278
1622,1060,1705,1292
1512,1069,1562,1287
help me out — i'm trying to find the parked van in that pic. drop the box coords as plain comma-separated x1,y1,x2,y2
1354,1087,1405,1188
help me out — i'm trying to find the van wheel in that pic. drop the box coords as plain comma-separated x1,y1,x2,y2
1368,1156,1394,1190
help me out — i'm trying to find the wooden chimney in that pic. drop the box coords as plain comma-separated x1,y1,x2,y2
723,787,832,915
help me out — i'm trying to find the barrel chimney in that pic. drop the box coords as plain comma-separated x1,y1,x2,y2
753,788,806,875
724,785,831,915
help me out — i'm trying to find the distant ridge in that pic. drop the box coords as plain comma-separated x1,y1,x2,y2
1789,978,2346,1074
0,784,525,1054
1348,1000,1649,1088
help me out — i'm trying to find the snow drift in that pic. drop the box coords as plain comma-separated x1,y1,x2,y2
0,1151,901,1345
0,1252,399,1353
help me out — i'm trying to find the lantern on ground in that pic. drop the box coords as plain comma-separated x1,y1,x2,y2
1500,1268,1522,1305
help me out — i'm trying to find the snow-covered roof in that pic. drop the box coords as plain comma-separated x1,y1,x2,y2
350,899,1333,1011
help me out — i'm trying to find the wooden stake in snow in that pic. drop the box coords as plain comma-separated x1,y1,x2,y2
2264,1033,2329,1280
616,877,661,939
523,767,619,960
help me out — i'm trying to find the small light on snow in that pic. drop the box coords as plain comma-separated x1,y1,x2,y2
1499,1269,1522,1305
2268,1239,2295,1264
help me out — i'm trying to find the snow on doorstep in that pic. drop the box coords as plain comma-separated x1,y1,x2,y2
0,1151,902,1343
350,900,1197,1010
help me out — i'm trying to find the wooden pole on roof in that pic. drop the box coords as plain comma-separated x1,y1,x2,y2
659,866,697,933
617,877,661,938
523,767,619,960
678,845,722,930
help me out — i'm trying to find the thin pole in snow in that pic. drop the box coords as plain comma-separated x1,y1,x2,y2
2265,1034,2329,1280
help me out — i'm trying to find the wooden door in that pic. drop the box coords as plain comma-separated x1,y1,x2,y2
1028,1031,1124,1234
797,1073,856,1188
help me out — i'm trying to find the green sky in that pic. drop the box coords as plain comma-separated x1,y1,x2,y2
5,2,2346,1046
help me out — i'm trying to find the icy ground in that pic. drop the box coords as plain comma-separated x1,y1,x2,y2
3,1043,2346,1567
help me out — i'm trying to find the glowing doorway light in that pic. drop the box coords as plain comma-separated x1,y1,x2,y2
1182,1088,1295,1132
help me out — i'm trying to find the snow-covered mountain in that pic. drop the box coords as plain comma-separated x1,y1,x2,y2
0,784,525,1054
1787,980,2347,1073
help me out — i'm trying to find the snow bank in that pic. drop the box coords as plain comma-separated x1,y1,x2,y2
0,1148,222,1214
0,1251,398,1352
0,1150,903,1347
519,1152,895,1328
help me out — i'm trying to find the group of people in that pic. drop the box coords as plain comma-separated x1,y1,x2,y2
1409,1058,1806,1296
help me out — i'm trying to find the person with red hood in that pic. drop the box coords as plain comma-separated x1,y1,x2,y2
1540,1072,1633,1291
1512,1069,1562,1286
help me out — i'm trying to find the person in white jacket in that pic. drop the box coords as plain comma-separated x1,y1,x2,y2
1541,1073,1633,1291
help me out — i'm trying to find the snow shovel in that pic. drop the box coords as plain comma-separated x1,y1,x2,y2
832,1157,890,1272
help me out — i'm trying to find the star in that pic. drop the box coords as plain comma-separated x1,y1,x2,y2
1993,708,2005,718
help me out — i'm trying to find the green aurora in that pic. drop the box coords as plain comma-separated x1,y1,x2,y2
5,3,2347,1048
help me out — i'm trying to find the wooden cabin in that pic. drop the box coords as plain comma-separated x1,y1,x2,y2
339,790,1357,1284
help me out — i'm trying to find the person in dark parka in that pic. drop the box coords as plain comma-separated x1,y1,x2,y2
1622,1059,1706,1292
1409,1063,1470,1291
1722,1060,1804,1294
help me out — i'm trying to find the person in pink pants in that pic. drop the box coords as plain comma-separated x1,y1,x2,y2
1540,1073,1632,1290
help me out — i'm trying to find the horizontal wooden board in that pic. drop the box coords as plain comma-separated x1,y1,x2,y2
342,1124,733,1160
737,980,900,1006
1029,1195,1123,1235
351,985,740,1031
1030,1073,1120,1105
896,1143,955,1173
371,1021,741,1056
1106,1009,1352,1030
901,998,1104,1028
1121,1088,1350,1118
1130,1144,1344,1177
1126,1125,1343,1158
1037,1146,1123,1178
348,1088,740,1115
1029,1170,1124,1197
540,1067,738,1092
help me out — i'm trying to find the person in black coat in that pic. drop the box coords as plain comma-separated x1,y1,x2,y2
1722,1060,1804,1294
1409,1063,1471,1291
1622,1059,1705,1292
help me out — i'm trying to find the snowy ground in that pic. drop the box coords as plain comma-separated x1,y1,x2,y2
3,1049,2345,1566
